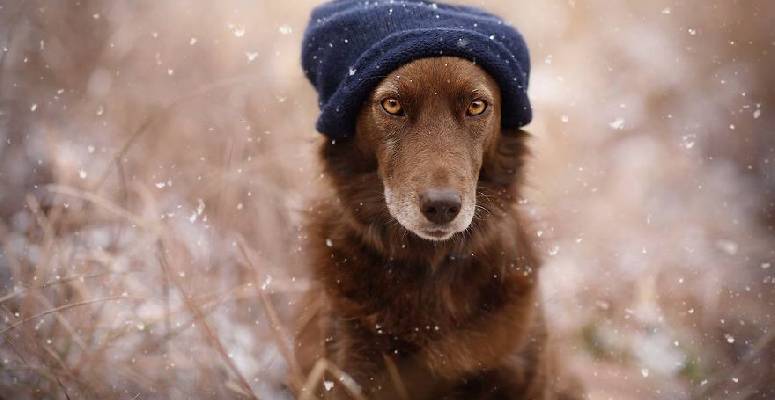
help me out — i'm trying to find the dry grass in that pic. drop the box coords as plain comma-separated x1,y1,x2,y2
1,1,774,399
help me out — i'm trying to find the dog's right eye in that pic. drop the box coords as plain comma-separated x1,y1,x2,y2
467,100,488,116
381,98,404,116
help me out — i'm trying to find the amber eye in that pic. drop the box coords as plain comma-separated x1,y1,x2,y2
467,100,487,116
381,98,403,115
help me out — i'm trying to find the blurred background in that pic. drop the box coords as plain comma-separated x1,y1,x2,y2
1,1,773,399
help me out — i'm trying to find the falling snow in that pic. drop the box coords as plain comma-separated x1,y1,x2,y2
1,2,772,399
229,24,246,37
609,117,625,130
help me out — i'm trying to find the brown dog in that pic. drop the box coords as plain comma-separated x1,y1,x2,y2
295,57,577,400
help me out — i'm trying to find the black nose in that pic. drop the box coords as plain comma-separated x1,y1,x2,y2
420,188,462,225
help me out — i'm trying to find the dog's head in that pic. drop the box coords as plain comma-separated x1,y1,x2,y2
349,57,512,241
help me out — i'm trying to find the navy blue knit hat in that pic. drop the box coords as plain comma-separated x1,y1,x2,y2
302,0,532,139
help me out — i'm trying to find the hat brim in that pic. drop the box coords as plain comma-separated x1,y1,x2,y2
316,28,532,139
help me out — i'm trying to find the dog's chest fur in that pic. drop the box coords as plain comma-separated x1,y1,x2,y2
313,204,535,349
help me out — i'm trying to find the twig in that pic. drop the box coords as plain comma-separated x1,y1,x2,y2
155,240,173,399
46,184,159,231
692,331,775,399
0,271,126,304
91,75,264,192
0,296,132,335
157,240,259,400
55,376,73,400
299,358,365,400
383,355,410,400
236,237,305,393
1,330,92,397
93,115,155,190
30,291,89,351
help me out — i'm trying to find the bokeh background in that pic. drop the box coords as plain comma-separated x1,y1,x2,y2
1,1,773,399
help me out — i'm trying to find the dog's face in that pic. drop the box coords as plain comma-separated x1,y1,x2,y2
354,57,502,241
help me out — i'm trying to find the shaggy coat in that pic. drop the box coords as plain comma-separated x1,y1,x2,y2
295,57,576,400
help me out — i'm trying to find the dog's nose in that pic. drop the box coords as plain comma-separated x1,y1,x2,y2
420,188,462,225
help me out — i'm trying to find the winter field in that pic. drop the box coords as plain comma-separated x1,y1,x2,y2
0,1,773,399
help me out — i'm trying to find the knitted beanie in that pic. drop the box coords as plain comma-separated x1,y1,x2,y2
301,0,532,139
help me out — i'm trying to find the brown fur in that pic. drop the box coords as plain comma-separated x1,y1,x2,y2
295,57,579,399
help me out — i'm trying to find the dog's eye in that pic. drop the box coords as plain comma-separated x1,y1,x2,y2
381,98,403,116
467,100,487,116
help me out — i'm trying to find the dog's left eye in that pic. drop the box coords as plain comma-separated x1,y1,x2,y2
467,100,488,116
381,98,404,116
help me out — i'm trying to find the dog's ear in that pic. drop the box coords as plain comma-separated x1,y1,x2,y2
321,135,378,180
480,128,530,187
